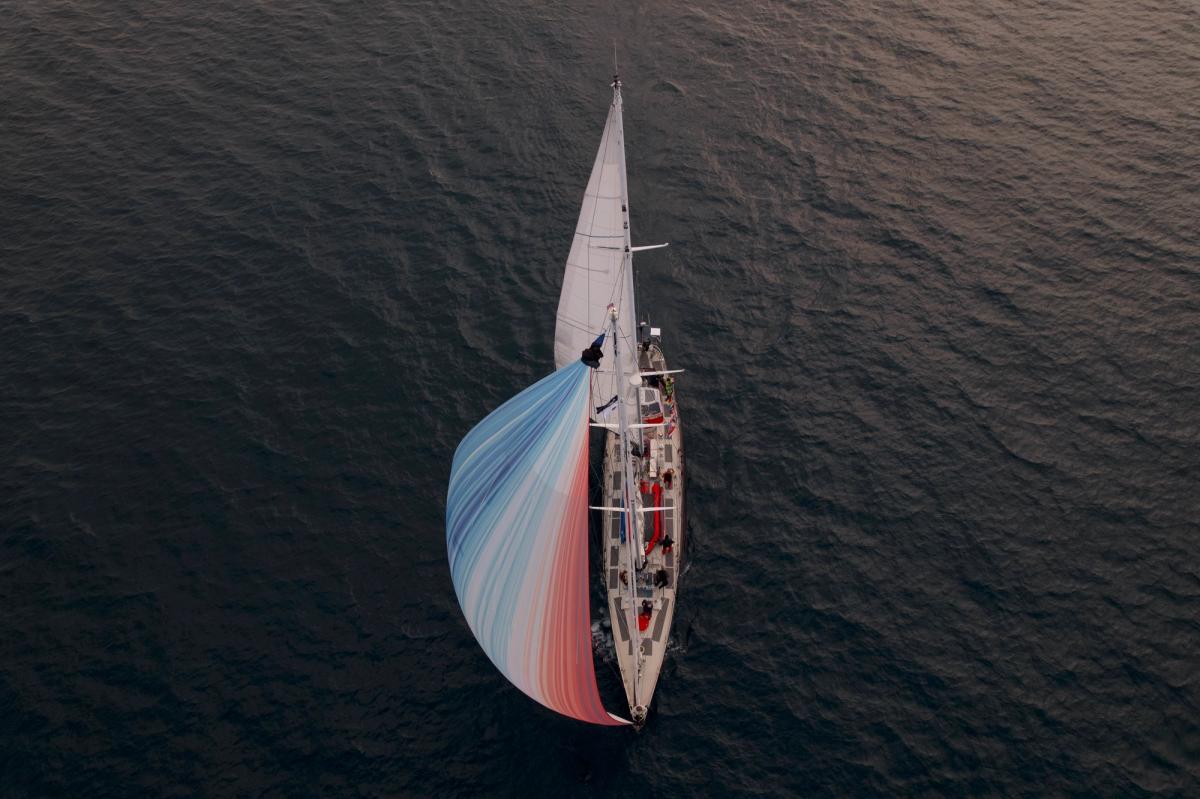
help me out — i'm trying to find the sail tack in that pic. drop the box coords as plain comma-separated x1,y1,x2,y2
554,87,638,413
446,361,627,726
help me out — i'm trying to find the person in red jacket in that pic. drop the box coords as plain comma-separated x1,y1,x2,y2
637,599,653,631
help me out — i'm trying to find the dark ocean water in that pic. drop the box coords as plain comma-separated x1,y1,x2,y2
3,0,1200,796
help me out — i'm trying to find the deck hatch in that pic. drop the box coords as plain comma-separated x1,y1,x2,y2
613,598,630,642
652,598,670,640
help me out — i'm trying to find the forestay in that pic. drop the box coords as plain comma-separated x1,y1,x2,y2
554,84,639,413
446,360,628,726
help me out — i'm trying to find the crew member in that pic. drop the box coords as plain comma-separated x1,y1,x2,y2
637,599,653,631
581,344,604,368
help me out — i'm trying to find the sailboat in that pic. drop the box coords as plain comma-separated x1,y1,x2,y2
446,73,684,728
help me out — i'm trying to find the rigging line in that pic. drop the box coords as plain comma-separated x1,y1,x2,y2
617,104,642,327
618,329,637,358
558,316,598,335
606,260,625,306
609,309,643,698
632,241,642,328
613,83,638,346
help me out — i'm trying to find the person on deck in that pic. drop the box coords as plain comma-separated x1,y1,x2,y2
637,599,653,632
654,569,669,589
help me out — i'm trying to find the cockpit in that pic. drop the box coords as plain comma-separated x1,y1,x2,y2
639,387,664,423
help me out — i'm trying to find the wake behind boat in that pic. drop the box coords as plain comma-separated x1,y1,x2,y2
446,73,683,728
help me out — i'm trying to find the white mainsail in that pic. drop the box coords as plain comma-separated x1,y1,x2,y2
554,81,638,413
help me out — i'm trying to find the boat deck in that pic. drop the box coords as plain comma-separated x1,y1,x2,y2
602,341,683,726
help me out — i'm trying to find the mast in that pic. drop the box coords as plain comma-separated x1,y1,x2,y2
610,71,649,718
609,304,642,711
612,72,643,558
613,72,638,343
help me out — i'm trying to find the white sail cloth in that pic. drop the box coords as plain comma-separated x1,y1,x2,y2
554,87,639,413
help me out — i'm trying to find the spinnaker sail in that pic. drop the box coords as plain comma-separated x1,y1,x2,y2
446,358,628,726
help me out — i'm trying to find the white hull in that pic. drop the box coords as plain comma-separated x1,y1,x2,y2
601,340,684,727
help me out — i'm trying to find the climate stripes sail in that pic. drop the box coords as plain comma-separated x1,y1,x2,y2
446,359,628,726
